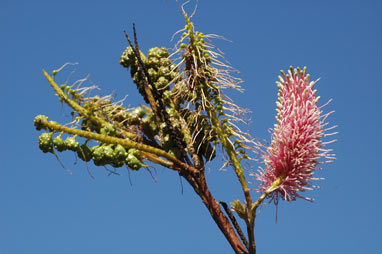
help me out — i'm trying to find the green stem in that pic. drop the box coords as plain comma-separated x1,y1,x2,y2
210,110,257,253
251,177,283,216
42,70,136,140
246,178,283,254
210,111,252,206
43,70,90,119
140,151,173,168
40,120,199,175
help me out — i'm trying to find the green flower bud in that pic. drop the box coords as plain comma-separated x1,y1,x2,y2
38,132,53,153
53,135,67,152
127,148,140,157
91,145,110,166
125,153,146,171
100,123,117,136
65,136,80,151
34,115,49,131
158,66,169,77
120,47,135,68
114,144,128,161
158,47,170,58
148,47,159,58
148,68,159,81
103,145,114,162
91,145,104,162
155,76,168,89
148,57,159,67
159,58,171,67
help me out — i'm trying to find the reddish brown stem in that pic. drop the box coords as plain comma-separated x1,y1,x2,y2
182,173,248,254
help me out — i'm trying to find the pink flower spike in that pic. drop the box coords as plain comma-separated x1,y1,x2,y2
253,66,336,202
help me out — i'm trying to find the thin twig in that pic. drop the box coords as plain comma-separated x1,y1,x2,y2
220,201,249,251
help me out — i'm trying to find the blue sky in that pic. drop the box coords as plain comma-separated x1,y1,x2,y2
1,1,381,253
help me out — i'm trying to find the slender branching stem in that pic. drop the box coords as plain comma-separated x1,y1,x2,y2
39,120,199,175
42,70,137,140
220,201,249,250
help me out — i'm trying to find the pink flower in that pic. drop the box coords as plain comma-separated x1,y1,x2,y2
253,67,336,202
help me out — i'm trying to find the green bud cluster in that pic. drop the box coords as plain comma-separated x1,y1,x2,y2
119,47,136,68
65,136,80,151
91,144,117,166
90,144,146,169
194,32,208,56
34,115,49,131
125,148,146,170
34,115,147,170
53,135,66,152
59,83,82,101
120,46,178,104
36,133,146,171
38,132,54,153
147,47,178,89
100,123,117,136
120,41,221,164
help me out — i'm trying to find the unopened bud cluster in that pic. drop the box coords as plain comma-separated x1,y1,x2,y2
34,115,146,170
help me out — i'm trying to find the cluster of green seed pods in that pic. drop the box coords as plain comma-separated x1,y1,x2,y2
120,46,178,104
119,40,221,163
90,144,145,170
34,116,147,171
